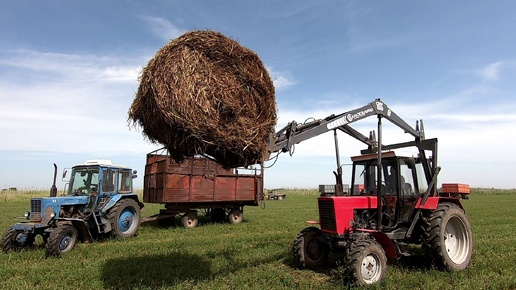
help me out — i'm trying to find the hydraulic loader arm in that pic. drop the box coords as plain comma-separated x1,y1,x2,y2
268,99,424,156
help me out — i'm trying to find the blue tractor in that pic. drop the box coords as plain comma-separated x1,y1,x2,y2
2,160,143,257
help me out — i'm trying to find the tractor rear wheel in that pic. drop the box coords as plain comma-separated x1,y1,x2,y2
421,202,473,271
345,239,387,286
108,198,141,238
292,227,328,268
45,225,78,257
181,210,199,229
2,229,34,253
228,208,243,224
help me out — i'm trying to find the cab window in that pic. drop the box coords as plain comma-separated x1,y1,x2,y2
118,169,132,193
102,168,117,192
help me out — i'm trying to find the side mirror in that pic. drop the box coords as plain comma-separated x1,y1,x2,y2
62,170,68,179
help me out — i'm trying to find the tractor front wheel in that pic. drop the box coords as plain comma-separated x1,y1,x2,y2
45,225,78,257
345,239,387,286
108,199,141,238
421,202,473,271
292,227,328,268
2,229,34,253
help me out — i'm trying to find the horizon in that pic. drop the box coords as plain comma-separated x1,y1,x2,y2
2,1,516,189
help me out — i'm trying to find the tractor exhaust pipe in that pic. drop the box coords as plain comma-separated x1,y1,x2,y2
50,163,58,197
376,116,383,230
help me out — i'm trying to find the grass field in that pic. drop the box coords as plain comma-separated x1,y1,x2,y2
0,189,515,290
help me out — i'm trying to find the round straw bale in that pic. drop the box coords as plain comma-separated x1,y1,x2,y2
129,30,276,168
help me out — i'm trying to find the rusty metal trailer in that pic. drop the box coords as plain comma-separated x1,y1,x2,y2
142,149,264,228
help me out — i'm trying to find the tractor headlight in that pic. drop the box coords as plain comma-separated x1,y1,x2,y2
49,212,56,219
24,212,30,219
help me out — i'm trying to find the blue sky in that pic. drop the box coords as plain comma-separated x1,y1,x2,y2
1,1,515,190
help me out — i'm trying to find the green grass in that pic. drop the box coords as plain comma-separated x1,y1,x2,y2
0,189,515,289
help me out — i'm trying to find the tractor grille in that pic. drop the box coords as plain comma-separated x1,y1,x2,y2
318,199,336,231
30,199,42,222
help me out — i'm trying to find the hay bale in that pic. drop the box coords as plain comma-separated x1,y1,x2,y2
129,30,276,168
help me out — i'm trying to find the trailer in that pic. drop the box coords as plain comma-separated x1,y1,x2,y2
142,149,264,228
266,188,287,200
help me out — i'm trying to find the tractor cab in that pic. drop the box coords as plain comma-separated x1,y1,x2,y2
64,160,136,212
349,151,430,230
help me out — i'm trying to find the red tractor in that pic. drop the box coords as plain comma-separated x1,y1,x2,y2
268,99,473,285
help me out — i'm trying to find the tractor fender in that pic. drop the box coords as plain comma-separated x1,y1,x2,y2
356,229,398,264
101,194,141,214
438,197,464,209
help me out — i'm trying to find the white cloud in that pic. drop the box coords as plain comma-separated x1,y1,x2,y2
478,61,503,81
0,49,144,83
272,97,516,163
138,15,185,41
267,66,297,90
0,49,155,156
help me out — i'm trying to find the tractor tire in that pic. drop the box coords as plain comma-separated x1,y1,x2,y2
421,202,473,271
45,225,78,257
228,208,243,224
2,229,34,253
181,211,198,229
210,208,226,223
345,239,387,286
292,227,328,269
108,198,141,238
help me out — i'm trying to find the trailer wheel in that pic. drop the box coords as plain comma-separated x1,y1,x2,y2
228,208,243,224
292,227,328,268
108,198,141,238
2,229,34,253
45,225,78,257
421,202,473,271
181,211,198,229
345,240,387,285
210,208,226,223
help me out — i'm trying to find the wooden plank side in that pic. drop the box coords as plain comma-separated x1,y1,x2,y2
214,177,237,201
144,164,154,175
146,155,167,175
156,160,167,173
145,154,263,205
190,176,215,202
155,173,165,189
155,188,164,203
163,174,191,203
168,158,193,174
143,174,159,203
143,188,150,203
145,188,162,203
164,188,189,202
235,177,256,200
